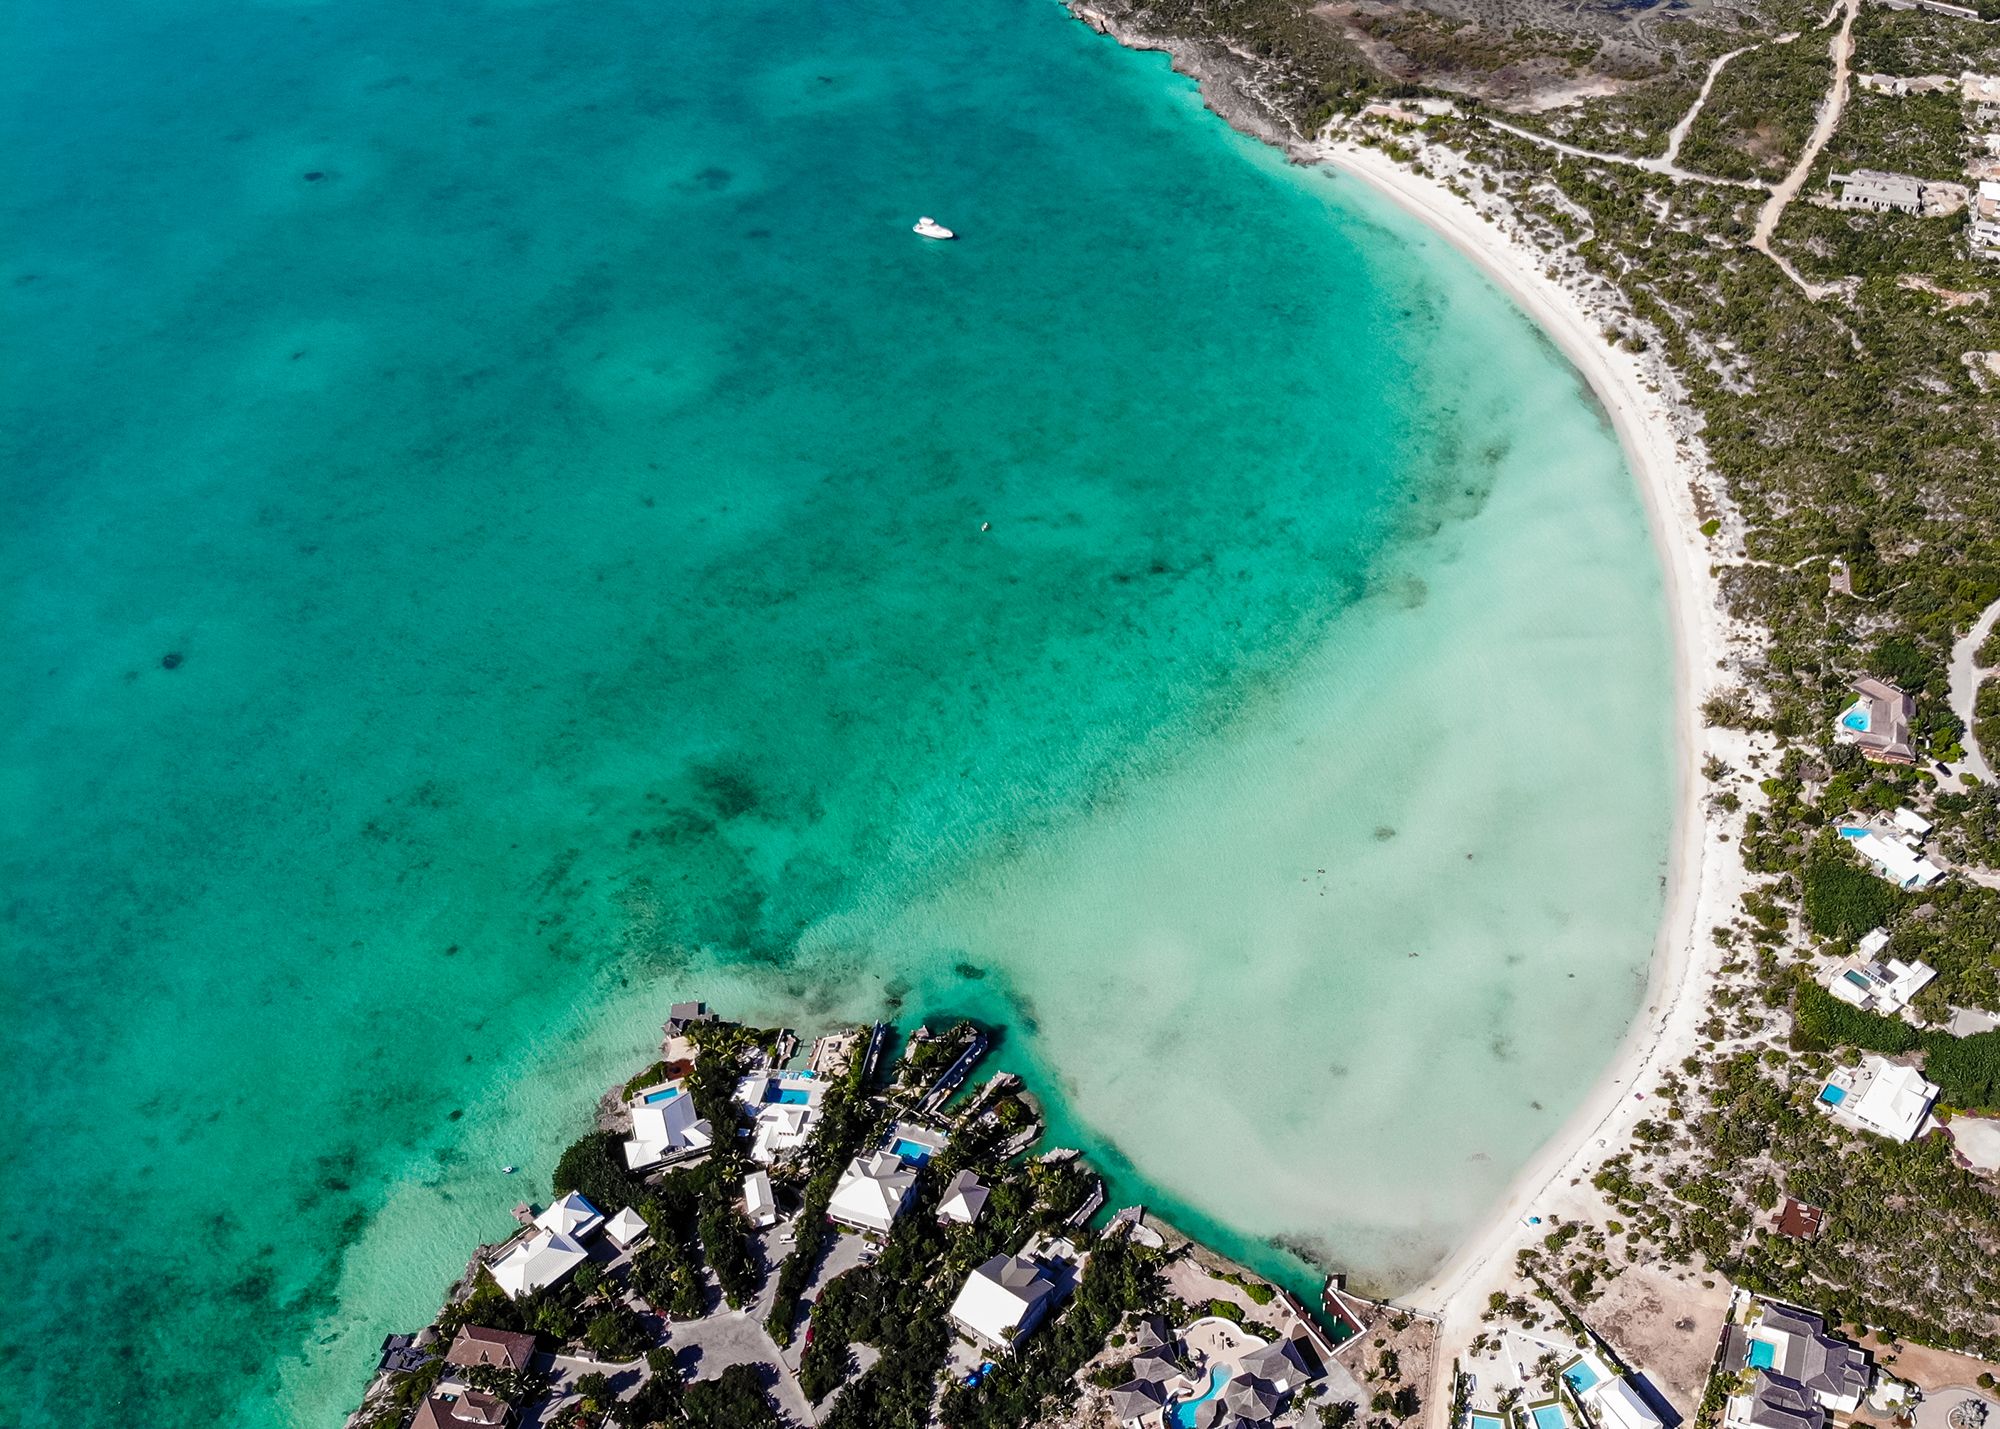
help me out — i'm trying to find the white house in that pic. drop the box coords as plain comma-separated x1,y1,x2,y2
1591,1378,1666,1429
938,1169,990,1226
1891,806,1933,838
489,1226,589,1298
603,1205,649,1251
1825,954,1935,1015
1851,832,1944,889
536,1191,604,1242
735,1071,826,1163
743,1170,778,1228
1845,1058,1938,1142
827,1151,917,1235
624,1087,714,1172
948,1253,1059,1351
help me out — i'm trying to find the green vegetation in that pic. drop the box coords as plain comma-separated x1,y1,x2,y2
1850,3,2000,73
1790,979,1919,1054
1676,39,1833,180
1921,1028,2000,1110
1801,851,1901,940
1814,88,1968,184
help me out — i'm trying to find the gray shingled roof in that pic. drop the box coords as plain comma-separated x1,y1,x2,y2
1758,1304,1871,1400
1745,1373,1829,1429
1128,1348,1179,1383
1221,1372,1285,1421
1111,1379,1168,1418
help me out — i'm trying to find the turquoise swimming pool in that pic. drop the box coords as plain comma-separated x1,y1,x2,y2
1841,708,1870,733
643,1088,682,1105
1172,1369,1230,1429
1532,1403,1570,1429
1469,1415,1506,1429
891,1138,936,1163
1748,1339,1777,1369
1562,1362,1600,1394
775,1087,812,1105
1819,1084,1847,1105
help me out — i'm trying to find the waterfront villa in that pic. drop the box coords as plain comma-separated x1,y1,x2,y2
1835,678,1917,764
1820,1056,1940,1142
882,1119,950,1164
603,1205,649,1251
441,1325,537,1383
938,1168,990,1225
623,1084,713,1172
1722,1298,1872,1429
949,1252,1062,1351
1823,941,1935,1017
734,1070,826,1163
412,1389,513,1429
827,1150,918,1234
489,1225,589,1298
743,1169,777,1228
537,1191,603,1242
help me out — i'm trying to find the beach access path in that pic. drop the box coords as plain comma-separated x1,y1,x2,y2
1305,137,1754,1423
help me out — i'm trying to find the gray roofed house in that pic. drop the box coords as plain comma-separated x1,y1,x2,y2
665,1001,714,1034
1739,1374,1826,1429
1838,678,1917,764
1757,1304,1871,1405
1133,1314,1173,1354
1238,1337,1313,1393
1829,171,1940,215
1110,1378,1169,1425
1220,1372,1286,1421
1127,1347,1179,1384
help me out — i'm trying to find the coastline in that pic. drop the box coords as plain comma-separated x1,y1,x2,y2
1066,0,1744,1357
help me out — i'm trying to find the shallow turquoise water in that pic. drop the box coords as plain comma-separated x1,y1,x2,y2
2,0,1671,1423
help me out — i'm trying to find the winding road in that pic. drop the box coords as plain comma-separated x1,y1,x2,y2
1948,595,2000,784
1750,0,1862,295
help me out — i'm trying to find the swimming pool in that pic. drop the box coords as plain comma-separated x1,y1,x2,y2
1841,708,1870,733
1172,1368,1230,1429
890,1138,935,1163
1562,1362,1600,1394
775,1087,812,1104
643,1088,682,1105
1819,1084,1847,1105
1747,1339,1777,1370
1842,970,1875,990
1838,826,1869,838
1532,1404,1570,1429
1469,1415,1506,1429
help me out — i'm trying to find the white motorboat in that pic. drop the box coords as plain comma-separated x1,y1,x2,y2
913,216,955,240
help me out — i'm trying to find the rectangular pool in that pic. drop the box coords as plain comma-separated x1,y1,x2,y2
1819,1084,1847,1105
890,1138,935,1163
1469,1415,1507,1429
1748,1339,1777,1370
1561,1363,1600,1394
1532,1404,1570,1429
643,1088,682,1105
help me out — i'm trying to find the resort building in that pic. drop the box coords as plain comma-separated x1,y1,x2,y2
623,1084,713,1172
743,1169,778,1228
1823,947,1935,1016
535,1191,603,1242
1846,1058,1940,1142
489,1225,590,1299
827,1150,918,1235
938,1168,990,1225
1848,831,1944,889
603,1205,649,1251
949,1252,1062,1351
734,1070,825,1163
1723,1299,1872,1429
412,1390,514,1429
1835,678,1917,764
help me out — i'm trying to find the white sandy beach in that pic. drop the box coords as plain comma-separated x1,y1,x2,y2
1303,137,1758,1370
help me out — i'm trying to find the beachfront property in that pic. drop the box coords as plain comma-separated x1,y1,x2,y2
488,1192,605,1298
537,1190,603,1241
1823,937,1935,1017
602,1204,649,1251
622,1081,713,1172
827,1149,919,1234
411,1388,514,1429
939,1167,990,1225
1817,1056,1940,1142
734,1068,825,1163
1843,829,1945,889
1722,1297,1872,1429
1109,1316,1182,1427
1560,1352,1666,1429
743,1168,778,1228
1835,678,1917,764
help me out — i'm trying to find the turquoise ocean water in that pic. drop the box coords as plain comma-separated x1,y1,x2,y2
1,0,1673,1423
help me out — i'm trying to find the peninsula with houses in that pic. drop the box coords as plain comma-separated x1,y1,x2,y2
348,1004,1428,1429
